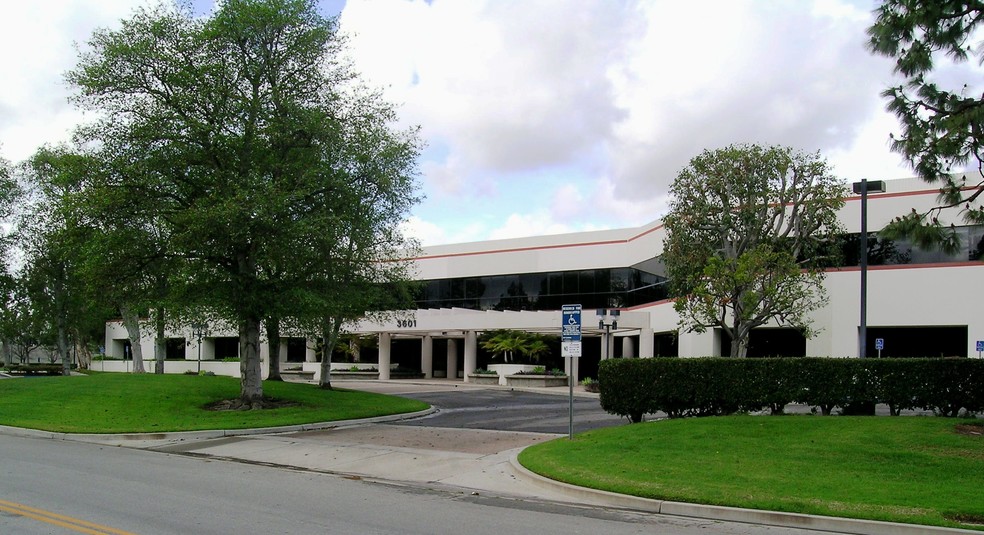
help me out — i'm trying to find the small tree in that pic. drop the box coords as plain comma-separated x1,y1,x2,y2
867,1,984,247
663,144,847,357
480,330,554,364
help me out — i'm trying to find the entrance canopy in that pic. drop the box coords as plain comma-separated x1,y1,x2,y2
349,307,652,340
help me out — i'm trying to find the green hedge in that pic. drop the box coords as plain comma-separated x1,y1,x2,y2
1,364,66,375
598,357,984,422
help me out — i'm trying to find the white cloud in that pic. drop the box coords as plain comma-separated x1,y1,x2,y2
2,0,944,249
487,212,579,241
607,0,899,196
401,215,489,246
342,0,630,179
340,0,917,246
0,1,144,162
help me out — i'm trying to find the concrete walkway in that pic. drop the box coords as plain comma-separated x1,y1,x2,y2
2,378,978,535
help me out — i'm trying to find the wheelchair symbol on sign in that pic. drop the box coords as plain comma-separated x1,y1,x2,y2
568,315,578,325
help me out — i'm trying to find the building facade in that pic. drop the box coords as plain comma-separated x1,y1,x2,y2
104,176,984,381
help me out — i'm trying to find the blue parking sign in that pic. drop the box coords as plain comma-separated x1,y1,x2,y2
875,338,884,351
977,340,984,352
561,304,582,359
561,304,581,342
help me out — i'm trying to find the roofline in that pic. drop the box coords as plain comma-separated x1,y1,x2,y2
412,182,971,262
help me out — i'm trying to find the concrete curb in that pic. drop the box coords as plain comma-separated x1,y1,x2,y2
508,453,981,535
360,378,602,399
0,407,438,446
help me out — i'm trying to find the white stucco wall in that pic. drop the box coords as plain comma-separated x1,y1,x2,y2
103,174,983,366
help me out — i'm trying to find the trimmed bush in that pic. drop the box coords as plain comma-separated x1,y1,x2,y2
598,357,984,421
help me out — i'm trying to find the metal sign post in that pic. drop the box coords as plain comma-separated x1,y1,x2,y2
562,304,581,440
977,340,983,358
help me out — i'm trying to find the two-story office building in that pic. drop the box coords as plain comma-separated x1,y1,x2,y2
105,176,984,381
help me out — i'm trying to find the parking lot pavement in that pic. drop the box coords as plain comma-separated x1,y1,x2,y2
335,379,627,434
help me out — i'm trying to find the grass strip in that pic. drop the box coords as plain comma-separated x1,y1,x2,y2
0,372,428,433
518,416,984,530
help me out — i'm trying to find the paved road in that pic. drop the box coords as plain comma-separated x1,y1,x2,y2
1,433,825,535
381,385,628,434
4,380,939,534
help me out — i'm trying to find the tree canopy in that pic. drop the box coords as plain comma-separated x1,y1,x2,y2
663,144,847,358
867,0,984,247
66,0,420,404
0,151,17,268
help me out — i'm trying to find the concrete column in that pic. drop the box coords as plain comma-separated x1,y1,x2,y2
305,338,317,362
463,331,477,382
639,328,654,358
421,335,433,379
600,334,610,361
378,333,391,380
446,338,458,380
622,336,635,358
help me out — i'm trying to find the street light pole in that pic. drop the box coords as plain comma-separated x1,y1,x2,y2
852,179,886,358
597,309,619,360
192,322,207,373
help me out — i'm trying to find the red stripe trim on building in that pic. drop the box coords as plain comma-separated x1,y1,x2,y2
411,185,976,262
414,224,665,261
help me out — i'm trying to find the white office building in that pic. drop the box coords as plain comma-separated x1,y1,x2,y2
104,176,984,381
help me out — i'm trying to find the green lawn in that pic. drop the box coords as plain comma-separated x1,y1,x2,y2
519,416,984,530
0,373,428,433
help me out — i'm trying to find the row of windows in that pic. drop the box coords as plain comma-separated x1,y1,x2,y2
415,267,669,311
839,225,984,266
414,226,983,312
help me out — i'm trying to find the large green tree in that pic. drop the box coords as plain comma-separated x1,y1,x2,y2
25,146,165,373
17,148,117,374
867,1,984,247
663,144,847,358
0,154,24,366
68,0,420,405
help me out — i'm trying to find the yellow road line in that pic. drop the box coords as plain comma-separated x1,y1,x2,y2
0,498,138,535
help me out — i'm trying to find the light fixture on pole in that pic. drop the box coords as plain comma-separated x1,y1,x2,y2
192,322,208,373
597,309,620,360
852,179,886,358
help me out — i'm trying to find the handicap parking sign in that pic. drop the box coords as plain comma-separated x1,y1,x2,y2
875,338,884,351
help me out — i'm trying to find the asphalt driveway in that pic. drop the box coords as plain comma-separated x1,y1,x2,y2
337,380,628,434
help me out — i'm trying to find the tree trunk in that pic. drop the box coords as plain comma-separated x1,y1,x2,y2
52,270,71,376
75,339,92,370
154,309,166,374
240,316,263,406
350,337,360,362
729,319,750,358
266,316,282,381
318,317,342,390
57,321,70,375
119,304,145,373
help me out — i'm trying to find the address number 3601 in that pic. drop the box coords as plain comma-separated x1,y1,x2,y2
396,319,417,328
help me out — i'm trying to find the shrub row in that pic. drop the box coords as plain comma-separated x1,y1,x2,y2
598,357,984,422
1,364,66,375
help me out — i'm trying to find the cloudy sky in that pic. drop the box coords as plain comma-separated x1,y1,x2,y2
0,1,955,246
